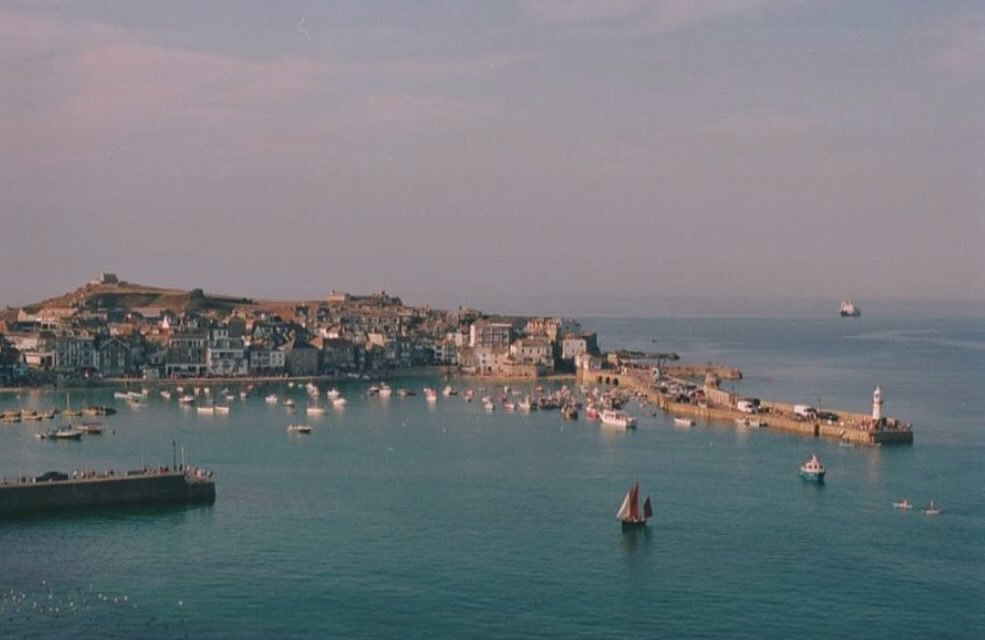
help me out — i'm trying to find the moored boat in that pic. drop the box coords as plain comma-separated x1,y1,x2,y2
601,409,637,429
306,405,327,416
287,424,312,434
923,501,941,516
799,454,826,483
424,388,438,402
332,397,348,408
675,417,696,427
616,482,652,530
76,422,105,435
265,394,279,404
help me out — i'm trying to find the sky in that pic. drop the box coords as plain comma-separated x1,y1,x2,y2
1,0,983,315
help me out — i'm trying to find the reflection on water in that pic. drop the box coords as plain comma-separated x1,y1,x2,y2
620,525,652,556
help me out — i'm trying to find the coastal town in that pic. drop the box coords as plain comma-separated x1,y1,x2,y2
0,274,915,448
0,274,603,386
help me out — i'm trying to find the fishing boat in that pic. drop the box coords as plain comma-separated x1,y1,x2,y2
799,454,826,483
893,499,913,511
38,427,84,441
923,501,941,516
63,394,83,417
675,417,696,427
287,424,312,434
616,482,652,530
601,409,637,429
76,422,105,435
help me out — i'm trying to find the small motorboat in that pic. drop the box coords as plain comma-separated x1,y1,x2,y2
76,422,105,435
287,424,312,434
38,427,84,440
923,501,941,516
332,397,348,408
799,454,826,483
676,417,696,427
214,405,230,415
327,388,341,400
306,405,327,416
265,394,279,404
283,398,295,408
893,499,913,511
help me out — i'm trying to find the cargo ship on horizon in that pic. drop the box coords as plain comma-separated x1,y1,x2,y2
840,299,861,317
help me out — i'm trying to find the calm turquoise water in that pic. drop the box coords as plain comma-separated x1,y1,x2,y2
1,317,983,639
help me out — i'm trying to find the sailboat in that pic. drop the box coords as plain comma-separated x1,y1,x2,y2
616,482,652,531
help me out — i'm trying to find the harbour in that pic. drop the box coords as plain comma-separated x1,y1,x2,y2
0,315,980,639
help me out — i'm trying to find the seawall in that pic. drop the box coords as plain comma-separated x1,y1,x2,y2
578,368,913,446
0,471,216,515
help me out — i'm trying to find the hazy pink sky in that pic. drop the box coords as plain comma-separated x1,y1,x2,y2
2,1,983,312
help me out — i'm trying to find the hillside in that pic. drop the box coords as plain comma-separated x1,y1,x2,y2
22,280,263,316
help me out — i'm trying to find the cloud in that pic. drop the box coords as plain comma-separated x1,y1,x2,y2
0,8,502,170
916,10,985,85
518,0,773,34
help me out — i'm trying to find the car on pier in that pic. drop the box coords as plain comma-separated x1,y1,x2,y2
34,471,69,483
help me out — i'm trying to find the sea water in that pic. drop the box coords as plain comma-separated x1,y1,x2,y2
1,316,982,639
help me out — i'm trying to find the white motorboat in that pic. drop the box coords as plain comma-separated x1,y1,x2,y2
799,454,826,483
601,410,637,429
893,499,913,511
332,397,348,408
327,388,341,400
214,405,230,415
283,398,295,408
424,388,438,402
178,394,195,404
265,394,279,404
675,417,696,427
379,384,393,398
287,424,312,434
160,390,172,400
306,405,327,416
923,501,941,516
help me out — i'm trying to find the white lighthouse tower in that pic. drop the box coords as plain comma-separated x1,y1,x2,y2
872,386,883,421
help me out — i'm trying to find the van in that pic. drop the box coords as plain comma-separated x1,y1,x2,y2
793,404,816,419
737,399,757,414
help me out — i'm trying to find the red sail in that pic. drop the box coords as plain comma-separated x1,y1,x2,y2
628,483,639,520
643,497,653,519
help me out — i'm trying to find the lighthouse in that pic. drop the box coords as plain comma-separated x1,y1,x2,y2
872,386,883,421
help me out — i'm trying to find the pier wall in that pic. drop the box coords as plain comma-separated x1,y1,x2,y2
577,368,913,446
0,473,215,514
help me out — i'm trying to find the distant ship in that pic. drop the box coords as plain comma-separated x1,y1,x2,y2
840,299,861,317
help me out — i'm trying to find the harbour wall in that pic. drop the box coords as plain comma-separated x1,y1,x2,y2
578,368,913,446
0,472,216,515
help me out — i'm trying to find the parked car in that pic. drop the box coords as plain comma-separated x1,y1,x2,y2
34,471,69,482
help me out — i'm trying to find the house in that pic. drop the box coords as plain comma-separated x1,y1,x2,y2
280,338,320,376
469,321,513,349
165,331,208,377
95,336,130,377
510,337,554,369
207,327,247,376
248,344,286,375
561,333,599,361
319,338,357,373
